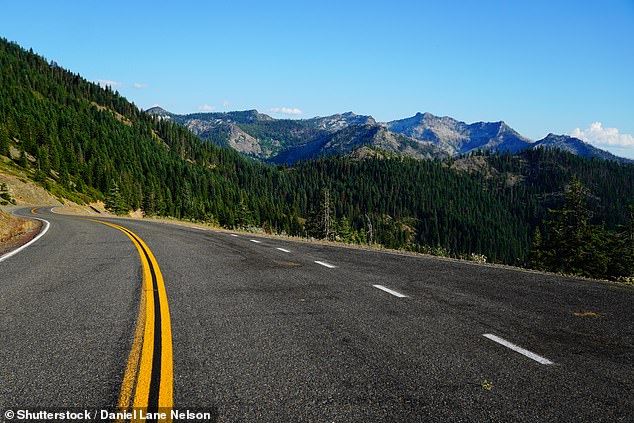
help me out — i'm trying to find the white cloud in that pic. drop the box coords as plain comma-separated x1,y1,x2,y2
269,107,304,115
96,79,123,88
132,82,148,89
223,99,230,109
197,104,215,111
570,122,634,147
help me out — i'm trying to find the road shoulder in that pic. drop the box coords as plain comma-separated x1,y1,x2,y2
0,208,42,256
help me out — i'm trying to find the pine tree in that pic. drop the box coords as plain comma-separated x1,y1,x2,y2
105,181,127,215
528,227,545,270
235,197,254,229
606,205,634,279
538,175,609,277
336,216,354,243
305,188,335,240
0,125,9,156
142,190,156,216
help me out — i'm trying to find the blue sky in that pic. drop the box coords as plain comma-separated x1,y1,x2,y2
1,0,633,157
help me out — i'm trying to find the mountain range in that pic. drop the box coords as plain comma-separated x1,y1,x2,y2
146,107,630,164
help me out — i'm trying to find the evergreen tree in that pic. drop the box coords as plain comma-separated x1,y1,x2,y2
306,188,334,240
105,181,127,215
335,216,355,243
142,190,157,216
605,205,634,279
528,227,546,270
235,197,255,229
0,125,9,156
536,176,609,277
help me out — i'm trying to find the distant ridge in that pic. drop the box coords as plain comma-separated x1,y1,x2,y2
145,106,172,117
145,107,631,164
533,133,630,163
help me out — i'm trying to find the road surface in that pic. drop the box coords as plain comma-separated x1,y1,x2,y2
1,207,632,422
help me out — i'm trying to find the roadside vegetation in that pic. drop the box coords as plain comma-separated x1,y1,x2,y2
0,208,40,255
529,175,634,282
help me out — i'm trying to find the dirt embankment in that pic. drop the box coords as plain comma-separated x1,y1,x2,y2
0,209,42,256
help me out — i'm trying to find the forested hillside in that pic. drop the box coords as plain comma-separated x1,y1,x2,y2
0,38,278,218
1,38,632,278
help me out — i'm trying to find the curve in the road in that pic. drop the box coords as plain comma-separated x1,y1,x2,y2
30,209,174,417
0,208,50,263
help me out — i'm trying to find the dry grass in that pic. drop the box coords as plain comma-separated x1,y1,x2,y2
90,101,132,126
0,209,41,255
0,158,63,206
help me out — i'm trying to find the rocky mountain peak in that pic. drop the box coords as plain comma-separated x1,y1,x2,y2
145,106,171,116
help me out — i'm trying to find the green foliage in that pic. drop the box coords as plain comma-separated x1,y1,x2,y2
529,176,632,279
0,125,9,156
604,206,634,280
335,217,355,243
235,196,255,229
528,227,546,271
306,188,335,240
237,119,324,157
0,182,16,205
105,181,127,215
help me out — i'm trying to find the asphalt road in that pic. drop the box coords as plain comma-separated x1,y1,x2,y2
1,207,633,422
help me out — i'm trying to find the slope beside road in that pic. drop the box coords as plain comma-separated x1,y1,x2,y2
1,207,633,422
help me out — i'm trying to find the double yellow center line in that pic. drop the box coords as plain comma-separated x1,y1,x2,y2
100,221,173,420
31,209,173,420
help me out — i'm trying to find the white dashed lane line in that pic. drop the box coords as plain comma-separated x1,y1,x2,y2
315,260,336,269
372,284,408,298
220,232,559,366
483,334,554,365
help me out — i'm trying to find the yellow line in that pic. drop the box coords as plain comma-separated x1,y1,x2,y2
28,210,174,417
117,288,146,414
115,242,148,415
88,220,173,418
134,235,174,413
88,221,154,412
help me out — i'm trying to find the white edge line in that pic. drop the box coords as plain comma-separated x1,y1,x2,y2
276,247,291,253
230,234,239,237
314,260,336,268
483,334,554,365
250,239,261,243
372,284,408,298
0,214,50,263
